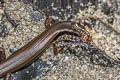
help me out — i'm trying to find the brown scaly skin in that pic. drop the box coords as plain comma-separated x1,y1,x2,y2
0,13,91,80
0,21,85,78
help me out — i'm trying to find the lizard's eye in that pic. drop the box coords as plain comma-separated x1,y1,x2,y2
71,22,76,26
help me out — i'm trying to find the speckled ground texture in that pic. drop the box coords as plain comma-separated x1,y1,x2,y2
0,0,120,80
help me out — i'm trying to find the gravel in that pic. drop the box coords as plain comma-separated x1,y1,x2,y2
0,0,120,80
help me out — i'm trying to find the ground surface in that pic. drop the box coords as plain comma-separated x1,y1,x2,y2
0,0,120,80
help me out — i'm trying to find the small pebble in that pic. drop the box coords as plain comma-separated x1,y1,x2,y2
30,13,44,21
0,9,4,14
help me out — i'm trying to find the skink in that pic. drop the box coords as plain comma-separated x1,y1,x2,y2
0,21,81,78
